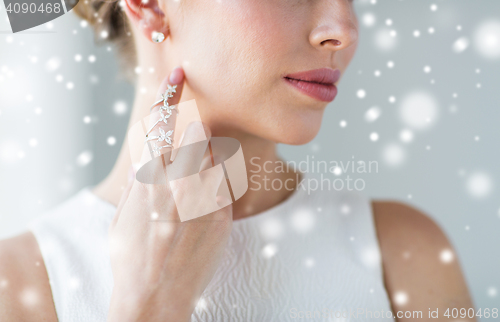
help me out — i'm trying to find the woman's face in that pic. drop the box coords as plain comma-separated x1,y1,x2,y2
161,0,359,144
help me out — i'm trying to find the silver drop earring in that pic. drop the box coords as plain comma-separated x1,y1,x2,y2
151,31,165,43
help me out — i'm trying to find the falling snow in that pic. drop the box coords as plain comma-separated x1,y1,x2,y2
399,91,439,130
393,291,409,306
290,209,315,234
474,20,500,59
453,37,470,53
364,106,381,122
76,150,93,167
466,172,493,199
262,243,278,259
382,143,406,167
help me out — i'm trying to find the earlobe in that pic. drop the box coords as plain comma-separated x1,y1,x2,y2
123,0,168,43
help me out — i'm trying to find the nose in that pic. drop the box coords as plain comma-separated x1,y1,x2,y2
309,1,358,52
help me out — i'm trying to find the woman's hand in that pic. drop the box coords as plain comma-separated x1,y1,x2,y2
107,67,233,322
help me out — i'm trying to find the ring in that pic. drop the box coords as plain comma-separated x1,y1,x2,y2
149,84,177,112
146,84,178,156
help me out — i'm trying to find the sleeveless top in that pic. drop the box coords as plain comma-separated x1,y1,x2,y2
28,172,395,321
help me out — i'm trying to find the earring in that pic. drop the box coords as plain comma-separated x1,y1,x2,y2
151,31,165,43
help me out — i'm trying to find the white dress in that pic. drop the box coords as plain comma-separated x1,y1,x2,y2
28,172,395,321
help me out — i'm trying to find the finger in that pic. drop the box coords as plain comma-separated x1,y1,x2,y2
144,67,185,159
172,194,233,247
212,195,233,223
141,67,185,185
168,122,212,180
174,196,233,258
199,148,214,173
157,67,185,108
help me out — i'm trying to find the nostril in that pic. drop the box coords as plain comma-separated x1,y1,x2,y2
321,39,342,46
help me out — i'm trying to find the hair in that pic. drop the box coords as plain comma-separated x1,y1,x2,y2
73,0,137,81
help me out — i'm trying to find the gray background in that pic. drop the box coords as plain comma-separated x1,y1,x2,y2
0,0,499,317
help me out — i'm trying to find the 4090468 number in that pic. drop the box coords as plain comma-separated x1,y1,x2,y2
444,307,498,319
5,2,61,14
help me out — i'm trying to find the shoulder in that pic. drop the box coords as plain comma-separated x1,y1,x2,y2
0,232,57,322
372,200,447,246
371,200,476,321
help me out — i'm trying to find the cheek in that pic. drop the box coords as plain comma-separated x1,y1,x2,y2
177,1,293,106
169,1,326,144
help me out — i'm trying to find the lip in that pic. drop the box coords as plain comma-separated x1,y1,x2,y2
283,68,341,102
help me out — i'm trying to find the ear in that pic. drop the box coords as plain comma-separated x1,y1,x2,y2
123,0,168,43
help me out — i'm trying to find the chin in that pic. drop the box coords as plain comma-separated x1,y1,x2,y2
271,114,323,146
278,129,320,145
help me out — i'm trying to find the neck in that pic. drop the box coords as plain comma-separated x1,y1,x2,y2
92,79,300,221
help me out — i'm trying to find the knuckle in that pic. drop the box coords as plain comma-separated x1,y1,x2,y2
212,206,233,228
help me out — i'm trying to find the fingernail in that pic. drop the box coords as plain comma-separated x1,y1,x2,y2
169,66,184,84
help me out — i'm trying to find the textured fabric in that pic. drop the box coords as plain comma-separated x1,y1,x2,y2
28,172,395,321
